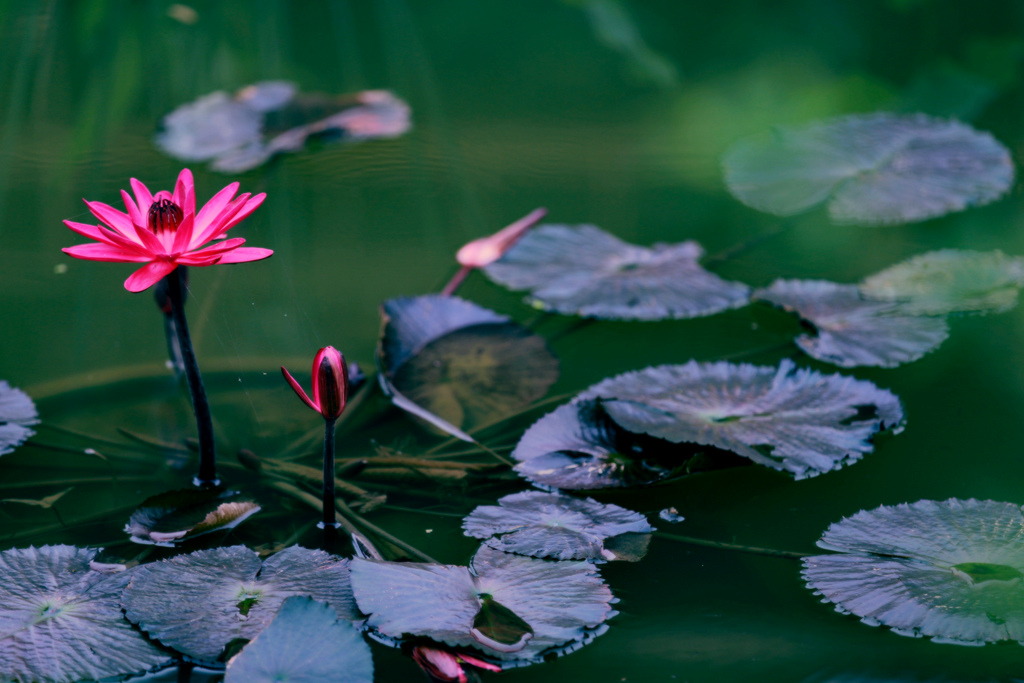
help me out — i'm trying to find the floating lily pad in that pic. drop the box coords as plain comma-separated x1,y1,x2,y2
0,545,168,683
350,545,616,664
1,380,38,456
860,249,1024,315
125,487,260,546
754,279,950,368
483,224,751,320
378,295,559,437
512,400,744,490
122,545,359,663
156,82,411,173
723,113,1014,225
463,491,653,561
579,359,904,480
803,498,1024,645
225,597,373,683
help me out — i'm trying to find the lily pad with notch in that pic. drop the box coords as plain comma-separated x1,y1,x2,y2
512,400,746,490
224,596,373,683
579,359,904,480
156,82,411,173
350,545,616,665
803,498,1024,645
0,545,169,683
122,545,360,663
1,380,39,457
754,279,950,368
483,224,751,320
125,486,261,547
463,490,654,561
378,295,559,439
723,112,1014,225
860,249,1024,316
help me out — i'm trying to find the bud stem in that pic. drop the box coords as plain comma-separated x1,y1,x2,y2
322,417,338,529
440,265,472,297
165,268,219,486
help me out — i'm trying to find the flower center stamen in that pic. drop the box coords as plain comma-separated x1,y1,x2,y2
148,198,183,235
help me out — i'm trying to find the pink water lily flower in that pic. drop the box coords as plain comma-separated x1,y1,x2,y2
62,168,271,292
411,646,501,683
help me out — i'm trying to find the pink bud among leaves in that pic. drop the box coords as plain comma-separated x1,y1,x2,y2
411,646,501,683
281,346,349,420
455,207,547,269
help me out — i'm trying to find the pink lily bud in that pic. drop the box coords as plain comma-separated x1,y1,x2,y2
456,207,547,269
411,646,501,683
281,346,349,420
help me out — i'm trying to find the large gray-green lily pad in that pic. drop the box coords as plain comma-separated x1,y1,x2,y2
803,498,1024,645
350,545,616,664
0,545,169,683
125,486,260,546
483,224,751,320
157,82,411,173
225,597,373,683
723,113,1014,225
754,279,950,368
463,491,653,561
1,380,38,456
579,359,904,479
512,400,743,490
122,545,359,663
378,295,559,438
860,249,1024,316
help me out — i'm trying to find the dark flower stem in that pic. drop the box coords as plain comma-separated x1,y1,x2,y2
166,268,218,486
322,418,337,529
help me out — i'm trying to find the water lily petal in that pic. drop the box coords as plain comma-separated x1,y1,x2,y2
133,223,167,257
64,220,141,252
130,178,154,216
193,181,239,236
62,243,152,263
173,168,195,214
207,247,274,264
206,193,266,243
191,192,247,248
85,200,136,238
119,190,145,232
171,213,196,255
280,367,319,413
125,261,178,292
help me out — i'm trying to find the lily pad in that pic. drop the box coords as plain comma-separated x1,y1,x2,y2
0,545,168,683
754,279,950,368
463,490,653,561
1,380,38,456
350,545,616,664
803,498,1024,645
122,545,360,663
483,224,751,320
156,82,411,173
125,487,260,546
579,359,904,479
378,295,559,436
224,597,373,683
860,249,1024,315
723,112,1014,225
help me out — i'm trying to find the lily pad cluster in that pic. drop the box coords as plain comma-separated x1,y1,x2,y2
0,380,38,457
156,81,411,173
513,359,903,488
723,112,1014,225
755,249,1024,368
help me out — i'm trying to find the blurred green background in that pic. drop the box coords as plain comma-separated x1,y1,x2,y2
3,0,1024,680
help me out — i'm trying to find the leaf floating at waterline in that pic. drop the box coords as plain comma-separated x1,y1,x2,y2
350,545,617,664
483,224,750,320
860,249,1024,315
580,359,904,480
463,490,653,561
803,498,1024,645
122,545,360,663
0,545,168,683
225,597,373,683
125,486,260,546
378,295,558,436
754,279,949,368
723,113,1014,225
156,81,411,173
1,380,39,457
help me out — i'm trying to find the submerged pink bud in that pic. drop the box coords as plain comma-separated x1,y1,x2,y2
456,207,547,269
281,346,349,420
411,646,501,683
